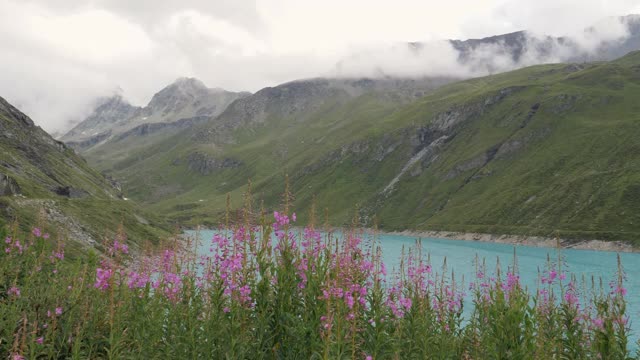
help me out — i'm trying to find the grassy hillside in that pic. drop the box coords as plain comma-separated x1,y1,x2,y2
0,96,169,254
85,52,640,245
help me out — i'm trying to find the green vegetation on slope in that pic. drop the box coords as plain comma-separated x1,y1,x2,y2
0,97,169,253
86,52,640,245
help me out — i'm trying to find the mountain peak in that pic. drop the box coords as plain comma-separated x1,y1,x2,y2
172,77,207,87
95,93,131,109
60,94,141,141
146,77,211,112
166,77,209,94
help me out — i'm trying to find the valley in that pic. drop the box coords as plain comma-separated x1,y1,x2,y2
63,52,640,247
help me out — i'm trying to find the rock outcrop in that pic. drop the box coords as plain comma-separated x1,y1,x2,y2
0,173,20,196
177,152,242,176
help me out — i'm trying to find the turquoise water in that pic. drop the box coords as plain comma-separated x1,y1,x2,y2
193,230,640,347
375,233,640,347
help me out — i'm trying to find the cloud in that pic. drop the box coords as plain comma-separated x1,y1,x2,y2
0,0,639,133
332,8,640,82
332,42,467,78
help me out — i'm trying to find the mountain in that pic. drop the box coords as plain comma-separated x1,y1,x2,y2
61,94,141,147
339,15,640,78
78,76,459,175
61,78,251,150
0,96,168,253
73,16,640,154
75,51,640,247
447,15,640,73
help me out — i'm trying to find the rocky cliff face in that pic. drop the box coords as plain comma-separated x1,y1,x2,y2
176,152,242,176
0,173,20,196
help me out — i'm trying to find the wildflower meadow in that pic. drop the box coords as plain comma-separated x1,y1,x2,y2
0,199,637,359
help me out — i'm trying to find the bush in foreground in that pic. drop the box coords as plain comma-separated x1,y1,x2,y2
0,210,637,359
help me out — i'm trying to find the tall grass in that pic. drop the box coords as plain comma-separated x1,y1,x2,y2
0,206,637,359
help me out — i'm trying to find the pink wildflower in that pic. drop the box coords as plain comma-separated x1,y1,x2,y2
7,286,20,298
593,317,604,330
36,337,44,344
563,282,579,307
613,286,627,297
95,267,113,290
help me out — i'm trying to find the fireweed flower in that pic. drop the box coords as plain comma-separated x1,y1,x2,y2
32,228,42,237
95,267,113,290
502,272,520,293
109,239,129,256
7,286,20,297
127,271,150,289
4,212,634,358
563,281,580,307
611,284,628,297
593,317,605,330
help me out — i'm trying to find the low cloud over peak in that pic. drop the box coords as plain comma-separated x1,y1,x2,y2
0,0,639,133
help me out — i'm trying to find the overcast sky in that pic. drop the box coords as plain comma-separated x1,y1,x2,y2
1,0,639,132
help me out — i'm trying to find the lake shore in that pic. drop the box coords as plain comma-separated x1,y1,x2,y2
186,226,638,253
384,229,638,253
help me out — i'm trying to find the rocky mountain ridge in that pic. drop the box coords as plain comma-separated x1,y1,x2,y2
448,15,640,73
61,77,250,150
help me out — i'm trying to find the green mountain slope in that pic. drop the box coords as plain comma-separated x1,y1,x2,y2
0,96,169,253
83,52,640,245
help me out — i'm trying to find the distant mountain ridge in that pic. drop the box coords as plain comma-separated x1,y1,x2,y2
337,15,640,77
448,15,640,71
68,15,640,151
61,77,250,149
